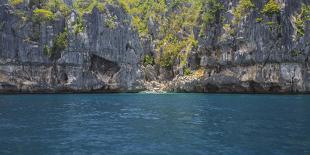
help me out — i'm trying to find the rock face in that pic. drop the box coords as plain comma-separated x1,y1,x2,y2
0,0,309,93
147,0,310,93
0,3,144,93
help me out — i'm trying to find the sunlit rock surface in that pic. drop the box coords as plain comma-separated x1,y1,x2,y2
0,0,309,93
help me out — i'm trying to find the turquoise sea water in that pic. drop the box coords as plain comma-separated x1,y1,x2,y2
0,94,309,154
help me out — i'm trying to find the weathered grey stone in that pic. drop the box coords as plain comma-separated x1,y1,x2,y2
0,3,145,93
144,65,157,81
0,0,309,93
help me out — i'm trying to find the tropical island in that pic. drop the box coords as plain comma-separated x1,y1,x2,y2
1,1,310,154
0,0,309,93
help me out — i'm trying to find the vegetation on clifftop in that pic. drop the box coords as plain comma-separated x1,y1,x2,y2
233,0,255,24
9,0,23,6
295,4,310,38
73,0,106,16
261,0,281,17
7,0,308,78
33,9,55,22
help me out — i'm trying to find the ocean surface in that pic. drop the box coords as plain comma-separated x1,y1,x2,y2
0,93,309,154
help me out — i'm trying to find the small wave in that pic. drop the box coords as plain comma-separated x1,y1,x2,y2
138,91,168,94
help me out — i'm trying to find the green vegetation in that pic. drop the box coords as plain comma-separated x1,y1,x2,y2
33,9,55,22
233,0,255,24
265,21,275,26
72,0,113,33
9,0,23,6
14,9,28,21
7,0,208,69
52,30,68,54
264,21,281,32
44,0,71,17
28,0,44,8
143,54,154,66
118,0,130,13
290,49,302,57
105,16,117,29
11,0,285,76
73,16,85,34
158,34,198,68
119,0,167,37
262,0,281,17
159,52,176,68
73,0,106,16
183,67,191,76
295,4,310,38
30,31,41,42
199,0,224,37
223,23,235,37
43,45,52,57
45,30,68,58
119,0,202,69
202,0,224,27
256,17,263,23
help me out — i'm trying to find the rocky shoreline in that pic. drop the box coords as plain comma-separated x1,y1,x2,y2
0,0,309,94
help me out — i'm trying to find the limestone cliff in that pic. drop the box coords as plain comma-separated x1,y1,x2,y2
0,1,144,92
0,0,309,93
142,0,310,93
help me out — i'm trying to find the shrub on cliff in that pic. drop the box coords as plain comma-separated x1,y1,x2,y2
105,16,117,29
295,4,310,38
29,0,46,8
9,0,23,6
33,9,55,22
44,30,68,59
183,67,191,76
202,0,224,26
44,0,71,17
144,55,154,66
233,0,255,24
118,0,130,13
159,52,176,68
262,0,281,17
52,30,68,53
73,0,106,16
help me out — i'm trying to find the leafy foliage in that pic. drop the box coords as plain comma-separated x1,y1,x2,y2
73,16,85,34
28,0,46,8
11,0,282,76
256,17,263,23
295,4,310,38
9,0,23,6
183,67,191,76
33,9,55,22
52,30,68,54
43,45,52,57
118,0,167,37
233,0,255,24
73,0,106,16
144,55,154,66
290,49,302,57
44,0,71,17
120,0,201,68
202,0,224,27
44,30,68,58
262,0,280,17
105,16,117,29
44,29,68,58
159,51,176,68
